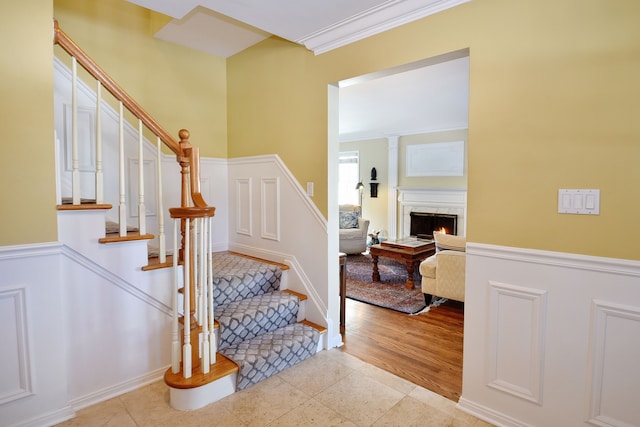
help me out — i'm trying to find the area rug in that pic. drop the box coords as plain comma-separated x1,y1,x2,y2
345,253,426,314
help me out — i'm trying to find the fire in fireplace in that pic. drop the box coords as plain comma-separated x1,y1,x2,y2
410,212,458,238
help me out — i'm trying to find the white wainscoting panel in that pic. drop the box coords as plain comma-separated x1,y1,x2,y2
460,243,640,427
235,178,253,236
487,281,547,405
261,177,280,241
0,285,33,405
586,300,640,427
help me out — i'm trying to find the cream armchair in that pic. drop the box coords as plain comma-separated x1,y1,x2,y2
419,232,466,305
339,204,370,255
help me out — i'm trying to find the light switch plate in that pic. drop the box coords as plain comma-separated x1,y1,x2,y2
306,182,314,197
558,189,600,215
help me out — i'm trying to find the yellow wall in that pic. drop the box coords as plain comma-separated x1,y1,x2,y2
54,0,227,158
228,0,640,260
340,139,389,236
0,0,57,245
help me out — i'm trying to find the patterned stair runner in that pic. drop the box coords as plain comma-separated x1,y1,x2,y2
213,253,281,306
212,252,319,390
217,291,300,349
220,323,320,390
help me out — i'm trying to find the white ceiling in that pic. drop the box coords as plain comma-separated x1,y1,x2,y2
126,0,470,57
126,0,470,141
339,52,469,142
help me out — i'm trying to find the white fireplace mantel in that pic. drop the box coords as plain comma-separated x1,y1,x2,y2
397,187,467,237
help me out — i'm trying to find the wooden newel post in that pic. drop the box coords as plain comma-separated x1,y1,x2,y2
177,129,192,264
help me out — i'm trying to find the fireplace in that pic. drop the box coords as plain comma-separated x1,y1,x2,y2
410,212,458,238
396,187,466,239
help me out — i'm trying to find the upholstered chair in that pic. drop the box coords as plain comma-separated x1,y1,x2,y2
419,231,466,305
338,204,370,255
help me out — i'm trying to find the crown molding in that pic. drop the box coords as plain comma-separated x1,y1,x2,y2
297,0,471,55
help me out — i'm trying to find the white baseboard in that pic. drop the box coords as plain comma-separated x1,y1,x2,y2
11,406,75,427
69,366,167,411
457,397,534,427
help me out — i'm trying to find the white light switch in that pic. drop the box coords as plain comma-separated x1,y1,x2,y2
306,182,314,197
558,189,600,215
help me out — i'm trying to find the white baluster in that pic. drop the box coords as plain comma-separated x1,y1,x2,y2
118,102,126,237
183,218,192,378
201,218,210,373
71,57,80,205
208,217,216,363
156,137,166,263
193,218,200,326
95,81,103,204
171,219,180,374
137,120,146,235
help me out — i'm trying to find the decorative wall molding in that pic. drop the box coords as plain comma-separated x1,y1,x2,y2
586,300,640,427
462,243,640,427
0,284,33,405
235,178,252,236
298,0,472,55
467,243,640,278
260,177,280,241
228,155,327,230
487,281,547,405
60,245,172,316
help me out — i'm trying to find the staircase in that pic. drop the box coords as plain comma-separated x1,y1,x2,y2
53,20,327,413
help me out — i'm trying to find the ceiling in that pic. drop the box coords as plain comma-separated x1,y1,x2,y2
126,0,469,57
126,0,470,141
339,51,469,142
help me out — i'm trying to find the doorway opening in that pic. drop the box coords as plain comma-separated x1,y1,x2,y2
331,48,470,401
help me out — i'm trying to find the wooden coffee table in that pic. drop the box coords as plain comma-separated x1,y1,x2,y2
369,239,436,290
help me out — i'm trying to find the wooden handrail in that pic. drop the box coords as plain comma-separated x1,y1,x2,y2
53,20,180,155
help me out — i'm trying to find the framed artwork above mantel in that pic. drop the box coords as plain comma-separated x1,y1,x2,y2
406,141,465,177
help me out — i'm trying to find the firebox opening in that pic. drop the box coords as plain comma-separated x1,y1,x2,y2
410,212,458,239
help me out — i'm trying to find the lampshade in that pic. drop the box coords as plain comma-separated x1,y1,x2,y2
355,182,364,190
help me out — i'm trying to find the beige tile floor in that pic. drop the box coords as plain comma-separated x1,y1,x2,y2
56,349,493,427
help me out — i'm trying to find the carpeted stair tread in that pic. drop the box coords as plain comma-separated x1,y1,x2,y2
216,290,299,350
212,253,282,306
220,323,320,390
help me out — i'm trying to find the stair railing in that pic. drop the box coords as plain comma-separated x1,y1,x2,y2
54,20,217,379
54,20,178,256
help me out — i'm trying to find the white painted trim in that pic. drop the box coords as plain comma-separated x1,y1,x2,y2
457,397,535,427
463,243,640,427
0,285,33,405
397,187,467,237
487,281,547,405
339,125,469,143
586,300,640,427
260,177,281,241
61,245,172,316
228,155,327,231
13,406,76,427
69,366,168,411
235,178,253,236
387,136,399,240
0,242,64,259
466,243,640,277
299,0,471,55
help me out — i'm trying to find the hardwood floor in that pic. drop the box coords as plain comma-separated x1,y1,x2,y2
340,298,464,402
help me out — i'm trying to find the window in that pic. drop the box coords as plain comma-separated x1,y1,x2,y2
338,151,360,206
